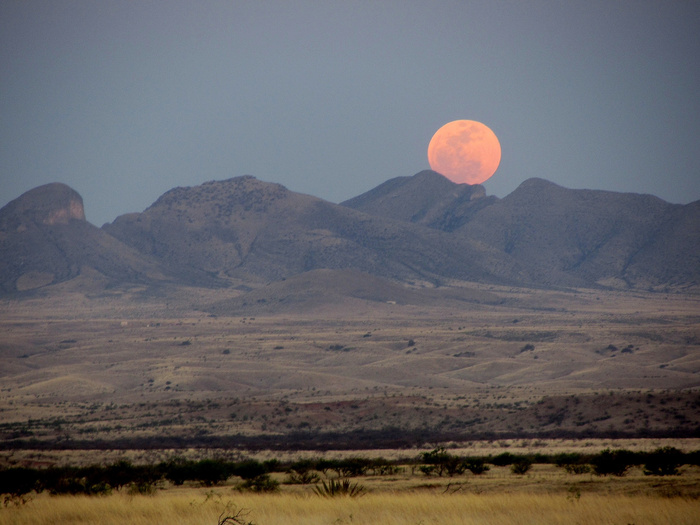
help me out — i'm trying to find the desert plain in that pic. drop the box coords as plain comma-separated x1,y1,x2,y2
1,277,699,524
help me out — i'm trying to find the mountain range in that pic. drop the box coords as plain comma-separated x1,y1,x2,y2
1,171,698,298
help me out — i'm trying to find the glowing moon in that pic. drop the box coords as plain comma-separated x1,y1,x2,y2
427,120,501,185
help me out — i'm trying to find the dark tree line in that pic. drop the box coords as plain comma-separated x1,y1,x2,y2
1,447,697,502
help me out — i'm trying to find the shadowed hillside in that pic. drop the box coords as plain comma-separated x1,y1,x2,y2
344,174,700,291
103,176,518,287
0,184,172,293
1,173,698,295
458,178,699,290
341,170,497,231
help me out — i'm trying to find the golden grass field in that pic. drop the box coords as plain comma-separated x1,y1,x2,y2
4,493,699,525
3,463,700,525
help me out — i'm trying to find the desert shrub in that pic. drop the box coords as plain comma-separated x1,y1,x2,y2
39,466,110,495
314,458,336,476
491,452,519,466
686,450,700,466
332,457,373,477
218,508,256,525
161,458,196,485
510,459,533,475
553,453,584,467
420,447,467,477
591,449,637,477
464,458,490,475
368,457,398,475
238,474,279,493
286,459,320,484
554,453,591,474
104,460,137,490
419,465,438,476
562,463,591,475
286,469,320,484
130,464,161,488
0,467,39,505
233,460,268,481
263,459,280,472
192,459,230,486
643,447,683,476
50,476,112,496
313,479,366,497
127,480,157,495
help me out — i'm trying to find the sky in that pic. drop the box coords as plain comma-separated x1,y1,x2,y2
1,1,699,226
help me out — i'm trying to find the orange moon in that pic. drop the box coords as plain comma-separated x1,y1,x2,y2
427,120,501,185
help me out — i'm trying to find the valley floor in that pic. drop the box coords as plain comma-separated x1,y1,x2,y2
1,283,699,447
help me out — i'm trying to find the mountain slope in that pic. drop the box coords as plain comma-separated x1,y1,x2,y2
3,174,697,295
458,178,698,289
344,173,699,290
341,170,496,231
0,183,172,293
103,176,521,286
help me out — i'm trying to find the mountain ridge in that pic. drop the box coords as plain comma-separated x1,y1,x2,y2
1,173,698,297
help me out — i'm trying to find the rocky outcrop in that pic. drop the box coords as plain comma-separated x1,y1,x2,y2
0,183,85,230
0,183,174,293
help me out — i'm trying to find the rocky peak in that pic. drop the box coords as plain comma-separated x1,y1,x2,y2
0,183,85,230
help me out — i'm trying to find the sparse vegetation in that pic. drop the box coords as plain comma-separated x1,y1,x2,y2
510,458,533,475
591,449,636,477
1,272,699,523
313,478,366,497
643,447,683,476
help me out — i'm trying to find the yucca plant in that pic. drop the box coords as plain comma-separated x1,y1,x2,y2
313,479,366,497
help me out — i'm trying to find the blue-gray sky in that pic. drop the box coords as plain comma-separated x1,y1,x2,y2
2,1,699,226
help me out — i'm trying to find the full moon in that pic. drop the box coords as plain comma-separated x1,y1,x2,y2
427,120,501,185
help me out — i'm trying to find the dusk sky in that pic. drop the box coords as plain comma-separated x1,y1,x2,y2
2,1,699,226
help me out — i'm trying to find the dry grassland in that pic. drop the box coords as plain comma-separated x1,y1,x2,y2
2,465,700,525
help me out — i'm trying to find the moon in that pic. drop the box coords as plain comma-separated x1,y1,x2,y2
427,120,501,185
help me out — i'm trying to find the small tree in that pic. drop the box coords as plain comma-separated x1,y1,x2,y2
591,449,636,477
238,474,279,492
510,459,533,475
420,447,466,477
192,460,229,487
464,458,490,475
643,447,683,476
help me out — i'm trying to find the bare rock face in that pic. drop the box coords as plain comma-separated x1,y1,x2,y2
0,182,86,230
0,183,176,293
